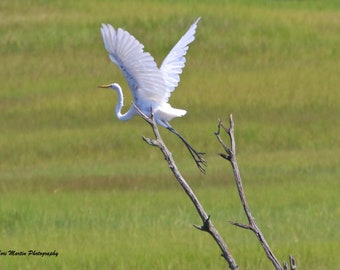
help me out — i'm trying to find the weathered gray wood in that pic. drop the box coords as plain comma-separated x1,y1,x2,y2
215,115,296,270
135,103,297,269
136,105,238,270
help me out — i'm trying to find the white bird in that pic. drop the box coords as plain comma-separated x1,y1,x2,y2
99,17,206,172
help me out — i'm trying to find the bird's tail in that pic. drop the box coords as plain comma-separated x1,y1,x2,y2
155,107,187,122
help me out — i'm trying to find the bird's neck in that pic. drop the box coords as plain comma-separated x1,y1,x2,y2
115,86,124,118
114,85,135,121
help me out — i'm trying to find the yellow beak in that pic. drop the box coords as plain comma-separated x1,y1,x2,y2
98,84,110,88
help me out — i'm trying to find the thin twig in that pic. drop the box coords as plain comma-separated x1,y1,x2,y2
215,114,292,270
289,255,297,270
135,105,238,270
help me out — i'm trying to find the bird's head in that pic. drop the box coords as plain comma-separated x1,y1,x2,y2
98,83,120,91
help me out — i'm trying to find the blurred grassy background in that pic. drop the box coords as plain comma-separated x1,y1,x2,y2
1,0,339,269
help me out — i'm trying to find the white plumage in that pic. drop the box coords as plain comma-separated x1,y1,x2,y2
99,18,206,172
99,17,200,127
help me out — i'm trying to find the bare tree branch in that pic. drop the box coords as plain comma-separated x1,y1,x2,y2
215,114,296,270
289,255,297,270
133,104,296,269
283,255,297,270
135,105,238,270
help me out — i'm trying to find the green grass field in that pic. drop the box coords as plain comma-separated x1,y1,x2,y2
1,0,339,269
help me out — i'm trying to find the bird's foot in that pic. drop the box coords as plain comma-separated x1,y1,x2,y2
186,144,207,174
166,126,207,174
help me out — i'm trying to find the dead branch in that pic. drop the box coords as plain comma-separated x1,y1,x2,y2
136,105,238,270
215,114,296,270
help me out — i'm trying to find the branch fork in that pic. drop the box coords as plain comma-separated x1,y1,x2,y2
135,104,238,270
193,215,211,231
215,114,296,270
134,103,296,270
142,136,159,147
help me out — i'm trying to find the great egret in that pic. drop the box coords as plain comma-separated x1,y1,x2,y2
99,17,206,172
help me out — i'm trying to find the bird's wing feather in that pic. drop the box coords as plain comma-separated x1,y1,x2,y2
101,24,167,104
160,18,200,101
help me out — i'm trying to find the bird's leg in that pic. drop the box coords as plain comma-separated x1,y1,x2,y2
167,126,206,174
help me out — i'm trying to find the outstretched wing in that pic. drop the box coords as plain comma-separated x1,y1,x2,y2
101,24,167,104
160,17,200,101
